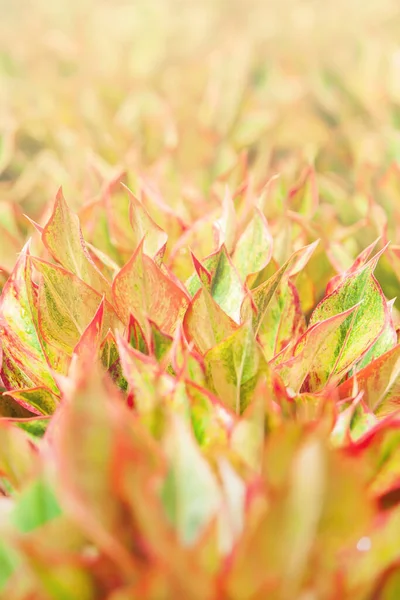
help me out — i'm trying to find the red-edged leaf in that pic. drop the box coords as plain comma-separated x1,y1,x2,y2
125,184,168,262
338,344,400,417
183,287,238,355
0,245,58,393
112,242,189,335
31,257,119,355
42,188,111,298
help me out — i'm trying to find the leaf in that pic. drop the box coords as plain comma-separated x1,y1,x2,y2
183,287,238,355
31,258,118,355
356,298,397,371
149,320,173,363
15,417,49,438
205,321,266,414
242,241,318,333
276,305,359,393
12,478,62,533
117,334,163,416
338,344,400,417
232,208,273,282
187,246,246,323
5,387,57,416
304,249,388,387
100,329,120,369
288,167,319,217
112,242,189,335
125,184,168,262
325,239,380,296
0,422,38,490
0,529,19,593
127,314,149,354
42,188,111,298
52,367,137,576
161,415,221,545
186,381,234,448
73,298,105,361
259,280,306,361
0,245,59,393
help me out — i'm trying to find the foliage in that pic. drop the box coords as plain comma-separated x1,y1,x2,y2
1,0,400,598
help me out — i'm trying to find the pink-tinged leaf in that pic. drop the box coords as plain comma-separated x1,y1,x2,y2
325,238,380,296
127,314,149,354
117,334,163,415
125,184,168,262
86,241,120,280
0,245,59,393
0,422,39,489
161,415,221,545
304,248,388,387
31,258,119,355
0,393,37,418
232,208,273,282
149,320,173,364
100,330,126,391
288,167,319,217
4,387,58,416
112,243,189,335
52,368,138,577
190,252,212,288
170,325,205,385
186,246,246,323
205,321,267,414
338,345,400,417
276,305,359,393
100,329,119,369
186,381,234,447
73,298,105,361
356,298,397,371
213,187,237,254
103,183,138,261
183,287,238,355
259,280,306,361
42,188,111,298
242,241,318,333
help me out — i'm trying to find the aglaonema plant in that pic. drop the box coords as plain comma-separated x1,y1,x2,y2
0,180,400,600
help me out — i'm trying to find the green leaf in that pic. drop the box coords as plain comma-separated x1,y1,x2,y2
0,538,19,591
276,305,358,393
31,258,118,355
12,478,62,533
183,287,238,355
42,188,111,298
161,416,220,545
242,241,318,333
0,245,59,393
5,387,57,416
126,184,168,262
205,321,266,414
232,208,273,281
259,281,306,361
338,344,400,417
112,242,189,334
305,249,388,387
187,246,246,323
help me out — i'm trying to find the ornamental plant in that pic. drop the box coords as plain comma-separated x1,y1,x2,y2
1,179,400,599
2,1,400,599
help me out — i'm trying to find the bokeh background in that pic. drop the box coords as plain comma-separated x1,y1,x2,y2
1,0,400,209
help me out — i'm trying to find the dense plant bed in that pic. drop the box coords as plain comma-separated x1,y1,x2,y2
2,1,400,598
0,179,400,599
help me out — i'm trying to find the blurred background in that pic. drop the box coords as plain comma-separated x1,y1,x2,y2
1,0,400,214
